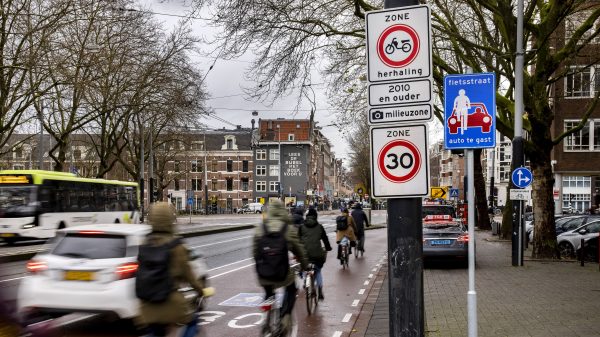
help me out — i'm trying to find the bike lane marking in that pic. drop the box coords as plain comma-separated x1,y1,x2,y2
352,300,360,307
342,313,352,323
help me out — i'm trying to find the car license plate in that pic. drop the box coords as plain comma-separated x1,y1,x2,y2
430,239,452,246
64,270,95,281
0,233,15,237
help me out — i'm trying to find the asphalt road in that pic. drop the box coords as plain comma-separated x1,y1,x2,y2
0,211,389,336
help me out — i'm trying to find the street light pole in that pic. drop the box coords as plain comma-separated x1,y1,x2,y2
37,105,44,170
277,124,282,200
204,133,209,216
139,120,145,223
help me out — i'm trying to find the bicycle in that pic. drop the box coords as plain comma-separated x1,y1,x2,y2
303,263,319,315
259,263,300,337
384,37,412,55
340,237,350,269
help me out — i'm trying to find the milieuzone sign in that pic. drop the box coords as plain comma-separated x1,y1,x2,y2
366,5,432,198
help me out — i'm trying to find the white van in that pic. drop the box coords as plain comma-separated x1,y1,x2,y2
237,202,263,214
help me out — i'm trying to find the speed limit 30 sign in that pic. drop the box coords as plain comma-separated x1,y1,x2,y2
370,124,429,198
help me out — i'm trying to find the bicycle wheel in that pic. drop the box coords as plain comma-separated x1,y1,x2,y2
305,274,316,315
341,247,347,269
312,278,319,309
261,300,280,337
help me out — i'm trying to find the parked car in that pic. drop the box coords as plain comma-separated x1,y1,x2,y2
422,214,470,266
576,236,598,262
422,203,457,219
528,214,600,242
557,220,600,258
18,224,209,322
236,202,263,214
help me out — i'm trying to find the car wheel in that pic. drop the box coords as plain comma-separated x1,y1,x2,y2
558,241,575,259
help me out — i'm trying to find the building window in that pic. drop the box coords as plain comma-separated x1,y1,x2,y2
73,149,81,160
226,160,233,172
191,160,202,173
565,66,592,98
270,149,280,161
192,178,202,191
288,134,295,141
191,141,203,150
175,180,180,191
269,181,279,192
564,120,591,151
256,181,266,192
242,160,249,172
13,147,22,159
562,176,591,188
256,165,266,176
12,164,24,170
226,178,233,191
212,160,218,172
241,178,249,191
269,165,279,177
227,139,233,149
174,161,180,172
256,149,266,160
211,179,218,191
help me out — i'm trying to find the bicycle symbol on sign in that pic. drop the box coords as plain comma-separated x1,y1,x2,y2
384,38,412,55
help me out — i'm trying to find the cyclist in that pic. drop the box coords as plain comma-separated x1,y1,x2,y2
253,200,308,335
298,206,332,300
351,203,370,253
336,208,357,264
137,202,208,337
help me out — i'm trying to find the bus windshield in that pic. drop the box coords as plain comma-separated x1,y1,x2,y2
0,186,37,218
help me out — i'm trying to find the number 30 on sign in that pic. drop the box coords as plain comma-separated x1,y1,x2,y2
370,124,430,198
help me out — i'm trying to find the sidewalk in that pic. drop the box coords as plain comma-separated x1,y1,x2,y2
352,230,600,337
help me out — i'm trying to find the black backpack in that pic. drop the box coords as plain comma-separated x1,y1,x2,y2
255,222,289,282
135,237,182,303
336,215,349,231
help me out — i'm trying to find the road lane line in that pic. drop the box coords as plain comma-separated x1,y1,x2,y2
351,299,359,307
332,332,342,337
368,273,373,279
363,280,369,286
372,268,377,272
208,263,255,279
0,276,25,284
208,258,254,272
190,235,252,249
342,313,352,322
358,289,365,295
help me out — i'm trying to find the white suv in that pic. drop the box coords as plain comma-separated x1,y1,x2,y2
18,224,209,321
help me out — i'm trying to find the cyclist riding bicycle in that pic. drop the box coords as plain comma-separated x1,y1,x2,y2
336,208,357,264
351,203,370,253
253,200,308,335
298,207,332,300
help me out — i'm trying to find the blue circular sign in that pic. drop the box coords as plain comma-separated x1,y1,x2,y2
511,167,533,188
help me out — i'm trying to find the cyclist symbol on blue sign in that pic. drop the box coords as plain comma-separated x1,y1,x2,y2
453,89,471,135
511,167,533,189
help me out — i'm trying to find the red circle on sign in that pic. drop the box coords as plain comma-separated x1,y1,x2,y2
378,139,421,183
376,24,420,68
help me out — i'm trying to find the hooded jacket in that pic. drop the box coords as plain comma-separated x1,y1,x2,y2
253,200,308,288
351,204,370,236
299,215,332,266
137,202,205,326
336,211,357,242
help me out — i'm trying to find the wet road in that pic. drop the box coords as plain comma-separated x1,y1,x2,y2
0,211,389,336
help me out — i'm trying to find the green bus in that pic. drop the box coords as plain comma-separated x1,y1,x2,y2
0,170,139,243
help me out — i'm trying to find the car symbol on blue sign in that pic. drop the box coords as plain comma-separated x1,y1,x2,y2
511,167,533,189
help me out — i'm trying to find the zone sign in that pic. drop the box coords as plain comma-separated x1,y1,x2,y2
366,5,432,83
370,124,430,198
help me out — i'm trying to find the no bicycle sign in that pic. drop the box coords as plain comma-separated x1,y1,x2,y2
370,124,430,198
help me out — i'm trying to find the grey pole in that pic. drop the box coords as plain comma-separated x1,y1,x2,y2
204,133,209,216
37,106,44,170
383,1,424,336
139,121,145,223
512,0,525,266
467,150,478,337
149,129,154,203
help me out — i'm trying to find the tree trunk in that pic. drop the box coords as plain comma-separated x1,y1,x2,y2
531,160,559,259
500,185,512,240
474,149,491,229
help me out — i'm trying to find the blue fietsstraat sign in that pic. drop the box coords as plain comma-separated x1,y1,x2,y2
444,73,496,149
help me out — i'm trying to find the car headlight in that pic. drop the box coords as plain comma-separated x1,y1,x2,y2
22,224,36,229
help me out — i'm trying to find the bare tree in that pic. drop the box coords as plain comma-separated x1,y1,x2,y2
1,0,71,156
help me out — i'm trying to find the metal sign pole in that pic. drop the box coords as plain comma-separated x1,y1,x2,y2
466,150,477,337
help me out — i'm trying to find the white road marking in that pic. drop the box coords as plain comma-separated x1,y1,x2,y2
368,273,373,279
208,258,254,272
332,332,342,337
363,280,369,286
190,235,252,249
208,263,255,279
352,299,359,307
372,268,377,272
342,313,352,322
0,276,25,284
358,289,365,295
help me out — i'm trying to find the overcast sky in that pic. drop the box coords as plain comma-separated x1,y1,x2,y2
138,0,445,163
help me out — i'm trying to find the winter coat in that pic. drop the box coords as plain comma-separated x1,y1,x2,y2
351,208,370,236
137,203,205,326
336,214,357,242
253,201,308,289
299,216,332,267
